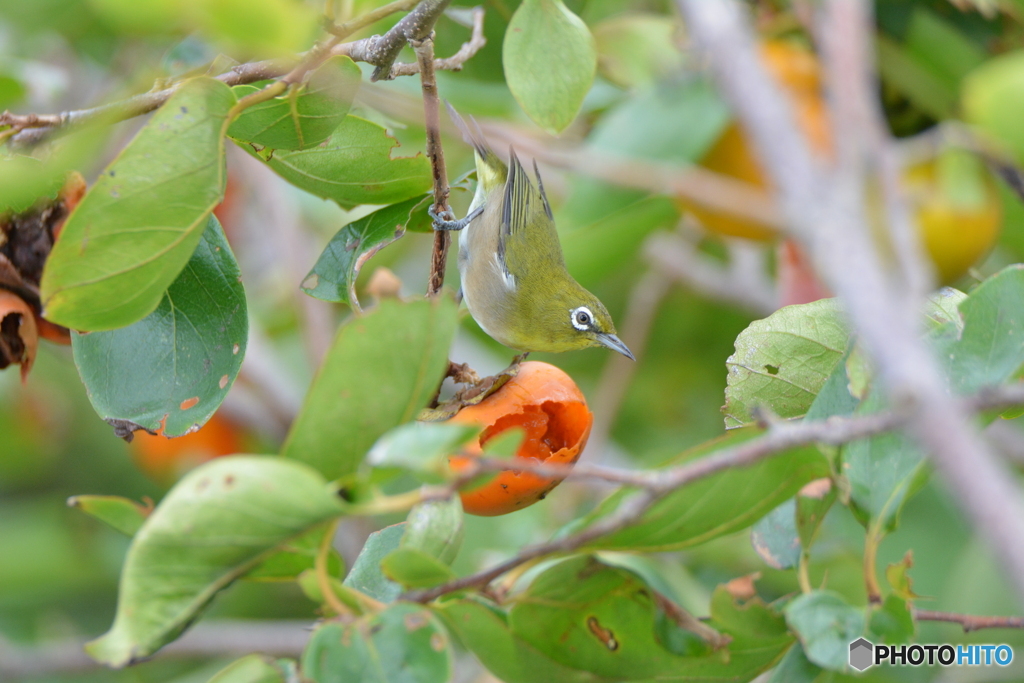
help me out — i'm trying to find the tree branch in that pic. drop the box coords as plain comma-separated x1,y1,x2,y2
415,34,454,298
914,610,1024,632
677,0,1024,603
402,381,1024,604
3,0,484,148
338,0,454,81
643,231,777,315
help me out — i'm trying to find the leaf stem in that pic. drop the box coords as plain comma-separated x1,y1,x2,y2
315,518,349,616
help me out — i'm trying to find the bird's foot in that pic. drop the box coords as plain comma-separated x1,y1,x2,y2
510,351,530,368
430,205,483,231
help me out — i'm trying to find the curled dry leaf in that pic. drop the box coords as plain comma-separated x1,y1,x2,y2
723,572,762,601
0,289,38,381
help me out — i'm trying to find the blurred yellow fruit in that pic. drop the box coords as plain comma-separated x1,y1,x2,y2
681,40,830,241
904,150,1002,283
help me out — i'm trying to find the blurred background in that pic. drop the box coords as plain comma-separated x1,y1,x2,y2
2,0,1024,680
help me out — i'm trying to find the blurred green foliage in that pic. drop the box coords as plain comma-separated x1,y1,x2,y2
2,0,1024,681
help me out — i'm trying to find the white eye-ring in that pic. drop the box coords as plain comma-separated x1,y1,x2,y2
571,306,593,331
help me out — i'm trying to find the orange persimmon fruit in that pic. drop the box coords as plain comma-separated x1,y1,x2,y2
447,361,593,516
129,412,243,484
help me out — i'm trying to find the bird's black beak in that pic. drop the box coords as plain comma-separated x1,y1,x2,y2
597,333,635,361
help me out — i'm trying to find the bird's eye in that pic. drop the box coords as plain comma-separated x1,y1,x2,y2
571,307,593,331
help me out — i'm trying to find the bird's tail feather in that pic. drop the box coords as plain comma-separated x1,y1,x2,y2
444,101,507,191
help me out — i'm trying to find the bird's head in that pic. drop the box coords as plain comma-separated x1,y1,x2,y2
547,288,634,359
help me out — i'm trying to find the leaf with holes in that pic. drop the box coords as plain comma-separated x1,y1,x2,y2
281,296,457,479
71,215,247,438
86,456,345,667
301,197,429,310
41,77,234,331
228,56,360,150
255,116,431,209
724,299,848,428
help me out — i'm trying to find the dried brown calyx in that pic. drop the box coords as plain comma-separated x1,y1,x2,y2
0,171,85,379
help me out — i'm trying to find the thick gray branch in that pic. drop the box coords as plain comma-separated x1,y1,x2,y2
677,0,1024,601
340,0,454,80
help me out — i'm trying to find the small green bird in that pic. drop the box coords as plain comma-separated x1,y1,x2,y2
431,104,634,360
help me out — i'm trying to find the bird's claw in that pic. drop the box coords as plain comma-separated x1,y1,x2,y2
429,205,483,232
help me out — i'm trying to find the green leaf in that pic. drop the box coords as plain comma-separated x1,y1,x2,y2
923,287,966,331
937,264,1024,394
784,591,865,672
869,595,914,645
244,524,343,581
724,299,848,428
563,79,729,226
750,499,800,570
71,215,247,437
0,128,108,215
281,296,458,480
842,393,927,528
435,596,613,683
963,49,1024,163
343,523,405,603
366,422,479,484
380,548,456,588
846,266,1024,528
767,644,821,683
41,77,235,331
228,56,360,150
592,14,684,89
207,654,294,683
503,0,596,134
302,603,451,683
581,429,829,552
86,456,344,667
401,497,464,565
561,196,679,286
885,550,923,602
795,480,835,549
876,35,957,120
67,495,150,536
301,197,429,310
256,116,431,209
803,351,858,424
509,556,716,680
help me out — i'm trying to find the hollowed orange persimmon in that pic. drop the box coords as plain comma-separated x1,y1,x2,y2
129,412,243,484
448,361,593,516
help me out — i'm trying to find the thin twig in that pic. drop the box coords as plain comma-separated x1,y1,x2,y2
414,34,454,297
390,7,487,77
326,0,419,39
914,610,1024,632
353,84,787,230
338,0,454,81
0,621,312,678
643,231,777,315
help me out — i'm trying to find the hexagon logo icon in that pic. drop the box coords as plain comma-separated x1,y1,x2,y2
849,637,874,671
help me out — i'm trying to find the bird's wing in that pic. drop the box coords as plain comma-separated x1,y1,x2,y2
499,149,562,280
